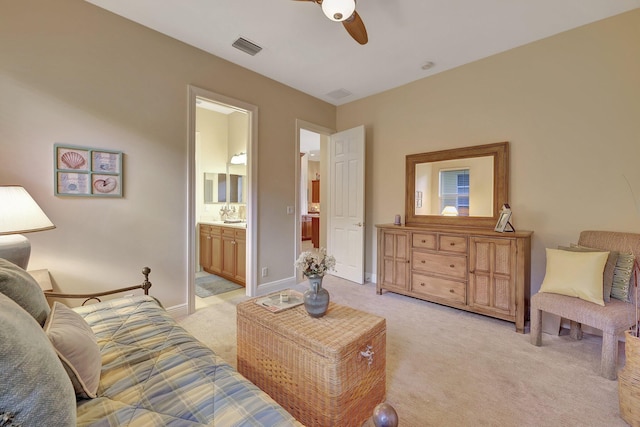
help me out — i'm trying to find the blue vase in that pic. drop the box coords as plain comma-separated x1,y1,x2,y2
303,274,330,318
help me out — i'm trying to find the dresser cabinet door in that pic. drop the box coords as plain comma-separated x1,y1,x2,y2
469,237,516,316
378,229,410,291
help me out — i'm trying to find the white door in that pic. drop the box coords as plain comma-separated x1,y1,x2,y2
328,125,365,284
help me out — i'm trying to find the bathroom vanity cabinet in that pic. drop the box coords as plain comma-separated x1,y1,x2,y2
199,223,246,286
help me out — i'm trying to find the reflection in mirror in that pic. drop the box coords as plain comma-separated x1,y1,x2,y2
226,174,244,203
414,156,493,217
228,164,246,204
204,172,224,204
406,142,509,228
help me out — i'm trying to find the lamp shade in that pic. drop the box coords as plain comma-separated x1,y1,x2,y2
321,0,356,22
0,186,55,235
441,206,459,216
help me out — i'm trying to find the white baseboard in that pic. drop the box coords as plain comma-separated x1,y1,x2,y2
255,276,298,296
166,303,188,319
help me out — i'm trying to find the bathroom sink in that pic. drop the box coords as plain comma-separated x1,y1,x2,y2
224,219,244,224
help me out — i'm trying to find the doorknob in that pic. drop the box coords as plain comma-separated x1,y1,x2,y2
354,222,364,227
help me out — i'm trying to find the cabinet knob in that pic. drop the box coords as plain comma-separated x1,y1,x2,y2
420,282,426,287
421,260,426,264
449,264,455,268
421,239,426,243
449,289,454,293
450,242,455,246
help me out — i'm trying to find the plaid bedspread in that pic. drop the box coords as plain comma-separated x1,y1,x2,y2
73,296,302,426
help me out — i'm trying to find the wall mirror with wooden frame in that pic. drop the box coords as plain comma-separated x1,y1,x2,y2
405,141,509,228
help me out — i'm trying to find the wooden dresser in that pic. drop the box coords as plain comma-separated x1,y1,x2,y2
376,224,532,332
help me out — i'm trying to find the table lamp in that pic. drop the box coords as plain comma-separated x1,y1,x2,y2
0,185,55,269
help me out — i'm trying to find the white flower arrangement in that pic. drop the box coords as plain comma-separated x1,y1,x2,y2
295,248,336,277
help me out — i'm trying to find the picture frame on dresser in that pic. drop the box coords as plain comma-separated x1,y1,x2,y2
494,208,512,232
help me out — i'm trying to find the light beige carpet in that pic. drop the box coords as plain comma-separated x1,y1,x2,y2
179,275,628,427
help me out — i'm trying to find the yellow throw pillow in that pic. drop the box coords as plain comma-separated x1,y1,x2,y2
539,248,609,306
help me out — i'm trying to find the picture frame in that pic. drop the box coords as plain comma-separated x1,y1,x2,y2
494,207,512,232
54,144,123,197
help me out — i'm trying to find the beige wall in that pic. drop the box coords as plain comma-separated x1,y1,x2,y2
337,9,640,291
0,0,335,307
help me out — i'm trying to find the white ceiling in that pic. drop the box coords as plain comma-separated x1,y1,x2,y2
85,0,639,106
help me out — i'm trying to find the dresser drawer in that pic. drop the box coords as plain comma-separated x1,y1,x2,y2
411,273,465,304
412,233,436,249
412,251,467,280
439,235,467,253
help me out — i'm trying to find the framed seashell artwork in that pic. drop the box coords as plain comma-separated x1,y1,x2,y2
54,144,123,197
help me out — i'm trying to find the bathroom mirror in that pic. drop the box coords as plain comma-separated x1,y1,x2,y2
405,142,509,228
204,165,247,204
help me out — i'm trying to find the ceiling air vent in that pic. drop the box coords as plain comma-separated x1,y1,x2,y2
326,88,352,100
232,37,262,56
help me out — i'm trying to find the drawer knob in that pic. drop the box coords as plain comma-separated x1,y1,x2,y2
421,239,426,243
449,264,455,268
450,242,455,246
449,289,454,293
420,282,425,287
360,345,374,366
421,260,426,264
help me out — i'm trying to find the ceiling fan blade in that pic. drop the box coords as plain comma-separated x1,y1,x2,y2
343,11,368,45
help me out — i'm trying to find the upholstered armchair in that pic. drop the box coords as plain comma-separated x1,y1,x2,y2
530,230,640,380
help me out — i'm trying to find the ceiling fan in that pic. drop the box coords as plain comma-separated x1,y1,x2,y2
295,0,368,45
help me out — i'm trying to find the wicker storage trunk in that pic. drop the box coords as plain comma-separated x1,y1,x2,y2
237,299,386,427
619,330,640,426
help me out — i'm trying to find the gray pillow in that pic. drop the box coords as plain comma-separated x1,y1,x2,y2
0,258,50,326
44,302,101,399
611,252,635,302
0,293,76,426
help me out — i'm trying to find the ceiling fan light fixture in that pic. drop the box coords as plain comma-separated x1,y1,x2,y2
321,0,356,22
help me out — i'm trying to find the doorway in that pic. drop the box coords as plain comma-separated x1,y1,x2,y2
295,122,367,285
188,86,258,315
299,128,322,253
295,120,332,274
